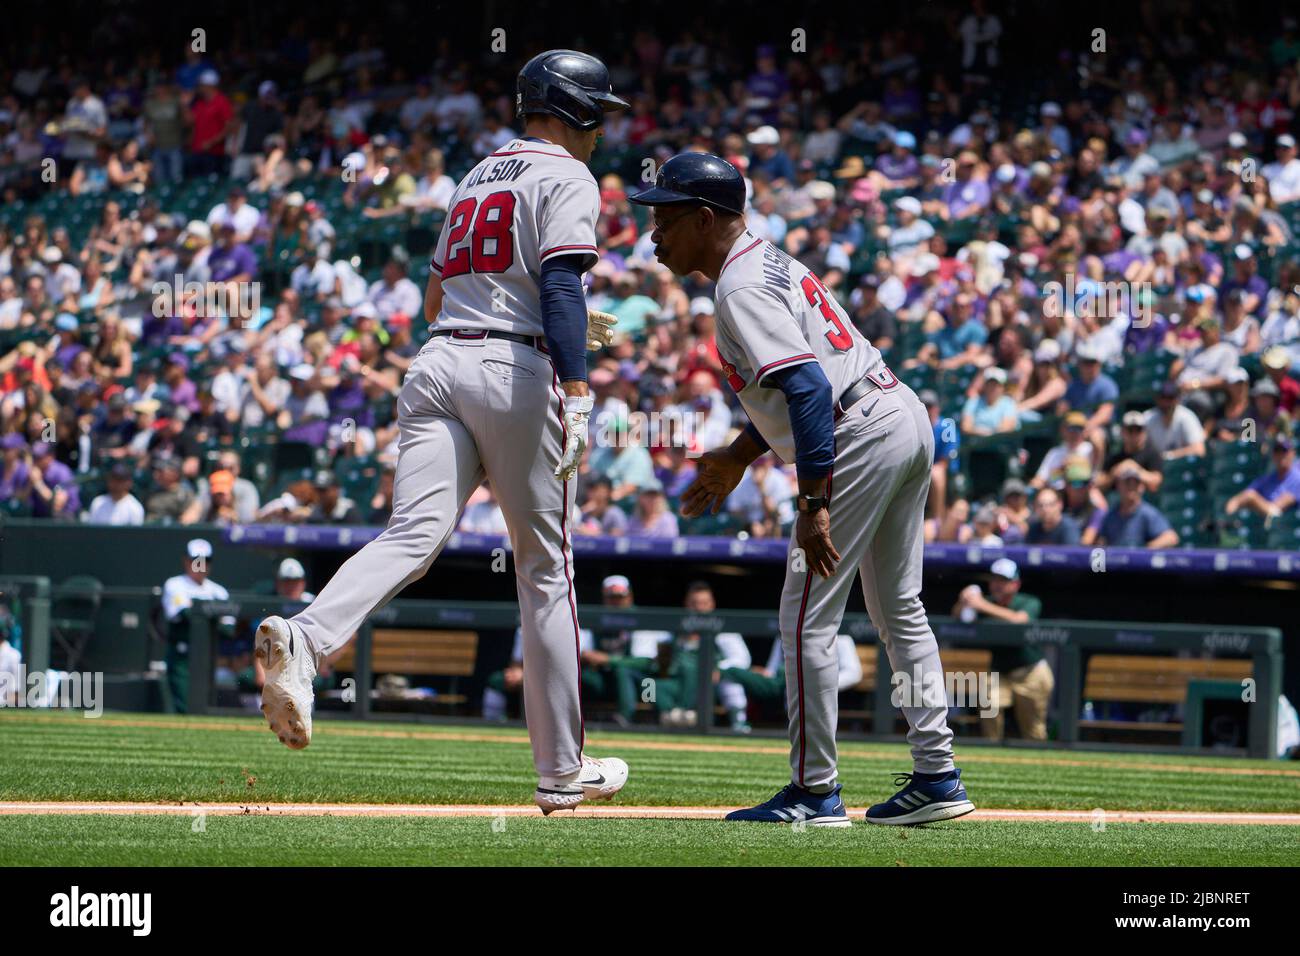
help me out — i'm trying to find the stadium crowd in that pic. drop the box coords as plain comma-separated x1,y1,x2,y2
2,7,1300,550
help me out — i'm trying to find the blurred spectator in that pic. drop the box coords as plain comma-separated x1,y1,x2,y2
364,255,422,321
1025,487,1081,545
1096,463,1179,548
1061,459,1107,547
1145,382,1208,460
963,505,999,546
368,464,396,525
86,462,145,526
961,367,1019,436
187,70,235,177
728,454,795,537
996,478,1030,543
1059,342,1117,458
1224,436,1300,521
1099,411,1164,493
0,605,21,706
459,483,508,534
626,483,678,537
577,476,627,536
26,441,80,520
187,451,260,524
920,388,959,520
306,470,360,525
145,455,195,523
1261,346,1300,412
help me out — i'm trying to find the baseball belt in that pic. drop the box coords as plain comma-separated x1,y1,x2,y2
431,328,550,352
833,366,899,422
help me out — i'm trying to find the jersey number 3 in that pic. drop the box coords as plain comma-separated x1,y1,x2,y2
801,273,853,351
442,191,517,278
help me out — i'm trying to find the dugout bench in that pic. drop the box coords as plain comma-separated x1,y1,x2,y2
184,598,1283,758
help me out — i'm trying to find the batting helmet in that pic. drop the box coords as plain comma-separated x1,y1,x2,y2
628,152,747,216
516,50,629,131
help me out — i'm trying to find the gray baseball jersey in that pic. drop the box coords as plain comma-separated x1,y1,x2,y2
711,230,958,791
429,138,599,334
713,230,893,462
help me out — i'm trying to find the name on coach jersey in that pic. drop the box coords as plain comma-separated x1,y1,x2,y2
760,243,793,292
463,158,533,188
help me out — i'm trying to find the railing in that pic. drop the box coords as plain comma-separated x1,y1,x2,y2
224,524,1300,580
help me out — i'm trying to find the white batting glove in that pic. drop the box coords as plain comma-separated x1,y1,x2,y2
586,308,618,351
555,393,595,481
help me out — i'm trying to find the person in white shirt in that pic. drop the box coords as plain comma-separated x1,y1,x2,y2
161,538,230,713
290,244,338,302
1262,134,1300,205
209,344,249,418
434,73,481,131
0,607,22,706
398,80,439,132
86,464,145,525
205,185,262,243
365,256,422,319
405,149,456,212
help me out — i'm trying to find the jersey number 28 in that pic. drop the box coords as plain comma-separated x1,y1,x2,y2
442,191,517,278
801,273,854,351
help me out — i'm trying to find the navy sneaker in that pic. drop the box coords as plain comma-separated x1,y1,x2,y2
725,783,852,827
865,770,975,826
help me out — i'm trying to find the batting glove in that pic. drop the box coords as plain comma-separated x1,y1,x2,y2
586,308,618,351
555,393,595,481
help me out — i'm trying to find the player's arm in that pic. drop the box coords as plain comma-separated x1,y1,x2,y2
767,361,840,578
423,270,443,327
538,178,602,479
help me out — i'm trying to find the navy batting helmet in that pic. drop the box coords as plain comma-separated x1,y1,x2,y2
628,153,746,216
516,50,629,131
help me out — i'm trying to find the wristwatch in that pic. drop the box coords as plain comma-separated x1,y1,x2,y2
796,494,830,514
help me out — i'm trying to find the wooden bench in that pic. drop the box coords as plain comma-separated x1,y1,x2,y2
333,629,478,707
1080,655,1252,735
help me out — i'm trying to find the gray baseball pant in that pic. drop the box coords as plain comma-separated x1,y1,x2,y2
290,334,585,778
779,381,956,791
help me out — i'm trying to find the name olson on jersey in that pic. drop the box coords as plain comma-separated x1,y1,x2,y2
463,158,533,188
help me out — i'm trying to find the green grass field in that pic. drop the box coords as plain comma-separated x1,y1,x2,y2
1,710,1297,866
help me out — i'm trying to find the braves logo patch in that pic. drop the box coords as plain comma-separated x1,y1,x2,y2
866,366,900,390
721,359,746,392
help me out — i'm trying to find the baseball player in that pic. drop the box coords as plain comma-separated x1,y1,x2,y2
256,50,631,814
629,154,975,826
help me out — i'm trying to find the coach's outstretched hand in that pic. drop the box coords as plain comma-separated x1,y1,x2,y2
680,448,747,517
796,509,840,578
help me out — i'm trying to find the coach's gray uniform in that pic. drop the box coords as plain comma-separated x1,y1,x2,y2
290,138,599,779
714,231,955,790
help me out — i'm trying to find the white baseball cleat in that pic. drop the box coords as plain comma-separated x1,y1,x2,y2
534,754,629,815
256,616,317,750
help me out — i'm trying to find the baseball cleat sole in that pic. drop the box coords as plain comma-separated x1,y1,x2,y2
866,800,976,826
256,617,315,750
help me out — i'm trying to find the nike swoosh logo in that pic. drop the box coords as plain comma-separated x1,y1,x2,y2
289,630,295,657
582,773,606,786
